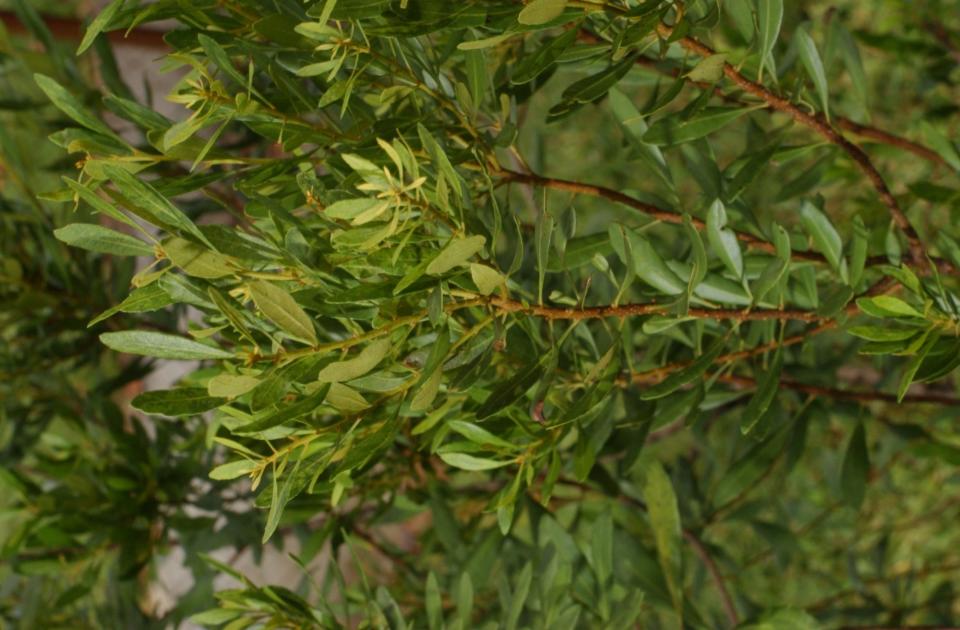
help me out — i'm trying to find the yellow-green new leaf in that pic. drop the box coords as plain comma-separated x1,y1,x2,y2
327,382,371,412
163,237,235,278
248,281,317,345
207,374,261,398
317,339,391,383
427,235,486,275
470,263,504,296
517,0,567,25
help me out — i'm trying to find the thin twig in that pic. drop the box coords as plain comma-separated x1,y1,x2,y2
682,530,739,627
580,33,947,168
714,373,960,406
486,296,823,322
665,30,929,270
497,169,957,275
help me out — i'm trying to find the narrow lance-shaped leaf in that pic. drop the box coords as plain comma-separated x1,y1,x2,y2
517,0,568,26
706,199,743,278
512,29,577,85
54,223,154,256
643,462,684,623
132,388,226,416
34,74,126,143
248,281,317,346
800,201,843,270
796,26,830,118
641,336,726,400
102,164,214,249
76,0,124,55
757,0,783,81
610,225,685,295
841,422,870,509
101,331,234,360
740,349,783,435
426,235,486,275
643,107,757,146
317,339,391,383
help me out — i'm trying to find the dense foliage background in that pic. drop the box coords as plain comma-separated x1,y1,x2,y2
2,0,960,627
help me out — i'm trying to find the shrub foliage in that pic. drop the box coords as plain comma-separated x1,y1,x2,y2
3,0,960,627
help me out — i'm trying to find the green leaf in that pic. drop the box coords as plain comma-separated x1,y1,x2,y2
849,215,868,286
857,295,923,319
920,121,960,172
643,462,684,622
426,235,486,275
474,351,555,420
101,331,233,360
425,572,442,630
687,53,727,83
77,0,124,55
54,223,153,256
470,263,504,296
641,336,726,400
684,214,707,292
740,608,819,630
439,452,514,471
561,57,635,104
517,0,568,26
591,512,613,584
833,23,868,109
447,420,517,450
610,225,685,295
132,387,226,416
512,29,577,85
740,350,783,435
841,422,869,509
207,374,261,398
506,562,533,630
190,608,242,625
643,107,754,146
795,26,829,118
324,198,382,220
163,237,235,278
706,199,743,278
317,339,391,383
34,74,125,143
799,201,842,271
88,283,174,327
327,382,371,412
756,0,783,81
248,281,318,345
209,460,258,481
102,164,213,249
847,326,920,342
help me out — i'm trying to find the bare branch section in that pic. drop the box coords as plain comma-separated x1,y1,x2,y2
667,31,929,269
486,296,823,322
579,29,946,167
498,169,957,275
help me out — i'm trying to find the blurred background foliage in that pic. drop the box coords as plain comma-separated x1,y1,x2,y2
0,0,959,629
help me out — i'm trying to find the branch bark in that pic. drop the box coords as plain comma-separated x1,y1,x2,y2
665,30,929,270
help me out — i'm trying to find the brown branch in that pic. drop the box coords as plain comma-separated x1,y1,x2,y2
498,169,957,275
714,373,960,406
499,169,826,262
594,35,947,168
0,10,168,49
665,30,929,270
682,530,739,627
486,296,823,322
